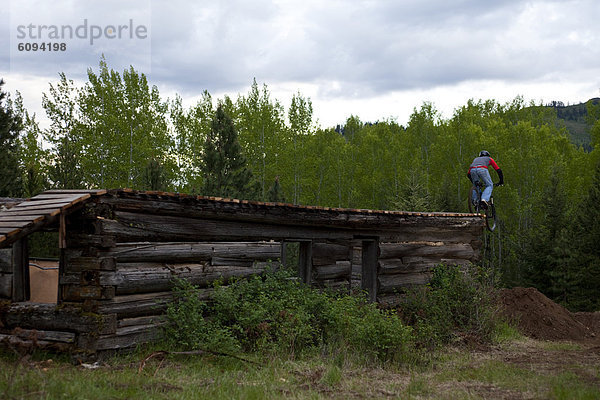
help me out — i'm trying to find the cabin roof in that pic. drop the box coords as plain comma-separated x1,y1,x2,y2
0,189,482,248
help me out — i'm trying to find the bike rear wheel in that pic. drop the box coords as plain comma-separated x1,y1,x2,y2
485,197,497,231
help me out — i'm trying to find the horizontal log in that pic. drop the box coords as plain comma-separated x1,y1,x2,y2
378,259,434,275
312,242,351,259
98,289,215,318
313,261,351,280
0,333,74,351
379,226,482,244
61,262,271,295
104,242,282,263
379,242,476,260
95,323,164,351
378,273,431,294
1,303,117,334
400,256,471,265
117,315,166,328
1,327,76,343
96,212,353,242
99,194,484,231
378,257,469,276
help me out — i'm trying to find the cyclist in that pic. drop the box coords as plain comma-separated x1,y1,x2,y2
467,150,504,208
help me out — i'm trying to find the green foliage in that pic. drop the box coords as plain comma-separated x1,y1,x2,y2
320,294,412,362
42,58,175,190
27,231,60,259
164,278,239,353
522,166,571,301
266,176,285,202
165,268,412,363
563,160,600,311
12,59,600,308
0,80,24,196
401,264,502,348
201,104,259,199
142,159,167,191
235,79,286,201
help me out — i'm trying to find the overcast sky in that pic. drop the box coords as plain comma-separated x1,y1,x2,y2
1,0,599,129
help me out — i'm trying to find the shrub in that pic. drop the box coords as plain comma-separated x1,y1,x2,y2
321,294,412,362
164,267,413,363
164,278,239,353
400,263,502,348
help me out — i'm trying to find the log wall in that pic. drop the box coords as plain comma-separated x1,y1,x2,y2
0,190,483,356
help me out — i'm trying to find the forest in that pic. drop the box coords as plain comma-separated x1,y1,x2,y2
1,58,599,312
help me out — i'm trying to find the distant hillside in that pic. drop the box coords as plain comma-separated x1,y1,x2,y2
545,98,599,151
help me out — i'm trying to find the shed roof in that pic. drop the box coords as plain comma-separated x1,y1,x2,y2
0,190,107,247
0,189,482,248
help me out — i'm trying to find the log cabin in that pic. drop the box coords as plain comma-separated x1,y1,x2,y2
0,189,484,357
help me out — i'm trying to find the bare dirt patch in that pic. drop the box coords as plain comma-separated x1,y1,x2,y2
499,287,599,342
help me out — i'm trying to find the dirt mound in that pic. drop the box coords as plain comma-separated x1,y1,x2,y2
499,287,597,341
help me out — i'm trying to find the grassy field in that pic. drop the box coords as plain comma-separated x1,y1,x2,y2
1,337,599,399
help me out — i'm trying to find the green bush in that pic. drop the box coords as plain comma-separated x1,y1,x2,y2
321,294,411,362
164,268,412,363
164,278,239,353
400,263,502,348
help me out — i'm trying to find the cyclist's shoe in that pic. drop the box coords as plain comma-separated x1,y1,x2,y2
480,200,489,209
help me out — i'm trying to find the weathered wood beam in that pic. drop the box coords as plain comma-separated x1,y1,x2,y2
313,261,351,280
61,262,272,295
95,212,353,242
98,289,214,318
101,242,281,263
1,303,117,334
378,273,432,294
94,322,164,351
379,242,476,260
0,328,76,343
97,194,484,231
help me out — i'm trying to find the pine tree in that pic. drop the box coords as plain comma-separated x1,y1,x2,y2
49,135,84,189
0,80,23,196
267,176,285,203
566,160,600,311
201,104,258,199
522,168,570,301
142,159,167,191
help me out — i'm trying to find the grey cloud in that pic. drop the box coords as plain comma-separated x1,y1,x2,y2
3,0,599,105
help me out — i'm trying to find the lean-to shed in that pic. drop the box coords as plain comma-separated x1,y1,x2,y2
0,189,484,356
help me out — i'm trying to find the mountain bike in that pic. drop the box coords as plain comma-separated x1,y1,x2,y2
468,181,501,232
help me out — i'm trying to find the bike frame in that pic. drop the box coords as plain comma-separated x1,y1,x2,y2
469,181,497,232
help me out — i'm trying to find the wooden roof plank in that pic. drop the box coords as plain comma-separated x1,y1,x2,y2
43,189,106,194
30,193,84,200
0,214,60,249
0,227,20,234
5,204,70,212
0,215,45,223
14,194,90,208
0,209,61,217
0,222,31,228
